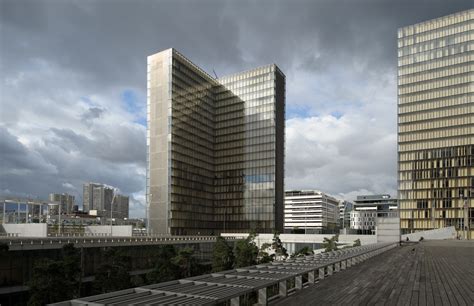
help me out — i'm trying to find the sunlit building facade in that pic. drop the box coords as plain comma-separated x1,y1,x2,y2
397,9,474,235
284,190,339,233
147,48,285,235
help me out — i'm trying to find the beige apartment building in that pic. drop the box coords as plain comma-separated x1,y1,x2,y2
397,9,473,236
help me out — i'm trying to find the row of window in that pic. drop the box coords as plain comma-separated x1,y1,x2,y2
398,72,472,95
400,84,471,105
399,135,473,152
399,189,473,201
398,169,471,182
219,65,274,83
399,61,472,87
399,178,472,190
399,30,474,57
399,157,473,171
400,208,471,219
398,145,472,161
398,41,473,67
398,94,471,115
398,52,473,77
398,13,472,40
398,125,473,143
399,104,470,123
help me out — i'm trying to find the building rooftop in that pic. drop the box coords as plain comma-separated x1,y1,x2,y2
274,240,473,305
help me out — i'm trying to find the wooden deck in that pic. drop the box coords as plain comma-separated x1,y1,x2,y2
273,240,474,306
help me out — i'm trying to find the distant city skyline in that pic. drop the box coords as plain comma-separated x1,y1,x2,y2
1,0,472,218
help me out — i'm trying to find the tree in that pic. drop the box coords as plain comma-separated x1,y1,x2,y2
271,232,288,261
212,236,234,272
291,246,313,258
258,243,273,264
62,244,81,298
172,247,198,278
28,259,70,305
322,235,339,252
234,233,259,268
147,245,179,283
27,244,81,305
353,239,361,247
93,248,131,293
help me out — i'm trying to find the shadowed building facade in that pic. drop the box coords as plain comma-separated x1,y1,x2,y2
397,9,474,235
147,49,285,235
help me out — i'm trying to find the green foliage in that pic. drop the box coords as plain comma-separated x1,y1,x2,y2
212,236,234,272
27,244,81,305
322,235,339,252
291,246,313,258
353,239,361,247
28,259,70,305
258,243,273,263
62,244,81,298
147,245,180,283
93,248,131,294
271,232,288,261
172,247,198,278
234,233,259,268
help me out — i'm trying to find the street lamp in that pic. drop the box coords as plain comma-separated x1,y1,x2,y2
110,188,117,237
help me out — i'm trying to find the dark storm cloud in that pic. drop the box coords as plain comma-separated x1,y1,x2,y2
81,107,105,125
0,0,472,214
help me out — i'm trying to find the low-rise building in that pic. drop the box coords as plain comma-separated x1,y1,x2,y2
350,194,398,233
338,200,353,229
284,190,339,233
49,193,75,214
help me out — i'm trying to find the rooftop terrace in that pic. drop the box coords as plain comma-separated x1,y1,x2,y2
275,240,473,306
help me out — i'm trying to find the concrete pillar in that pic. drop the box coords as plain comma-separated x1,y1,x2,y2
335,262,340,272
328,265,333,275
347,258,352,267
319,267,325,280
295,275,303,290
258,288,267,306
279,280,287,297
341,260,346,270
230,296,240,306
308,271,315,284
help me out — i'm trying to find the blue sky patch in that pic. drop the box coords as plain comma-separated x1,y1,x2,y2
286,104,313,119
330,110,344,119
121,89,146,126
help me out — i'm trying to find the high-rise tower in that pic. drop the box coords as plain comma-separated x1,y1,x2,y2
147,49,285,235
397,9,473,236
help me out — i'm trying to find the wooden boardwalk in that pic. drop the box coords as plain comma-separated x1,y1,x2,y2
273,240,474,306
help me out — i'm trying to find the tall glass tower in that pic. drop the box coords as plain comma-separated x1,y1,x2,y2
147,49,285,235
397,9,473,236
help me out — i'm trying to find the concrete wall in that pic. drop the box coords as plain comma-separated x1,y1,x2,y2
376,217,401,243
0,224,48,237
401,226,456,241
84,225,133,237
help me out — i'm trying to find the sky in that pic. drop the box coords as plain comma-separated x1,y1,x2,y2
1,0,472,218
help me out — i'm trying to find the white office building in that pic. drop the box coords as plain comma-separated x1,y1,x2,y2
284,190,339,233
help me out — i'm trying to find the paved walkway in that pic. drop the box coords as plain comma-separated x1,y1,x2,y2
273,240,474,305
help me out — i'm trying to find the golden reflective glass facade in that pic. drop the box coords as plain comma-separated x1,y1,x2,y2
147,49,285,235
398,9,474,235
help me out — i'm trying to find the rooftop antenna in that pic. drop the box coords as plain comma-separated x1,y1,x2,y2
212,69,218,79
